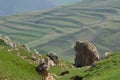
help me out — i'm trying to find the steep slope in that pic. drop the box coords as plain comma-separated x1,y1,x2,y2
84,52,120,80
0,0,120,61
0,40,42,80
0,39,120,80
50,52,120,80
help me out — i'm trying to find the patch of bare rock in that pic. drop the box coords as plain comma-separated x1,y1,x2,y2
36,52,59,80
0,35,16,48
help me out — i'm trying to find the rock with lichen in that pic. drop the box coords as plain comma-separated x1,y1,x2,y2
74,41,99,67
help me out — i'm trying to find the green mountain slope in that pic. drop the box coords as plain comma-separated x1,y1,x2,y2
0,0,120,61
0,39,120,80
84,52,120,80
50,52,120,80
0,40,42,80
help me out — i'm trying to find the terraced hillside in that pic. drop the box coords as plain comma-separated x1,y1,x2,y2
0,0,120,61
0,0,79,16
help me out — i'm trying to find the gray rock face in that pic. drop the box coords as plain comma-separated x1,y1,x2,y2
0,35,16,48
36,57,55,80
34,49,39,54
47,52,59,64
74,41,99,67
21,44,30,52
103,52,111,58
36,58,49,77
36,53,60,76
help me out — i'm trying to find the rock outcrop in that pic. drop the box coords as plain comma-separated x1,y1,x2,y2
47,52,59,64
36,52,60,80
36,57,55,80
74,41,99,67
34,49,39,54
21,44,30,52
36,58,50,77
103,52,111,58
0,35,16,48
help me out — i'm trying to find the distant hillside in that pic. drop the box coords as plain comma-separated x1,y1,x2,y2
0,0,120,61
0,0,79,16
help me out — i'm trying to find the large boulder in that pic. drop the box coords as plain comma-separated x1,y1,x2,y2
47,52,59,64
74,41,99,67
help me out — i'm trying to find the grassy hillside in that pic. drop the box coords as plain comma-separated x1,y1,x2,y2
0,0,120,61
50,52,120,80
0,40,42,80
0,40,120,80
84,52,120,80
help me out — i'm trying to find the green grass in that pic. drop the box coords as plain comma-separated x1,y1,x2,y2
50,52,120,80
0,0,120,61
0,42,42,80
84,52,120,80
0,40,120,80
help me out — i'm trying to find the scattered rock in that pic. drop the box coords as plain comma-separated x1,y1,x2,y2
47,59,56,67
34,49,39,54
44,73,55,80
70,65,75,69
47,52,59,64
38,53,42,58
36,58,49,77
7,49,13,52
14,48,19,51
103,52,111,58
60,63,68,69
74,41,99,67
21,44,30,52
3,36,11,41
71,76,83,80
36,57,56,80
21,56,27,59
3,36,13,47
31,54,37,61
0,35,17,48
60,71,69,76
44,57,56,67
